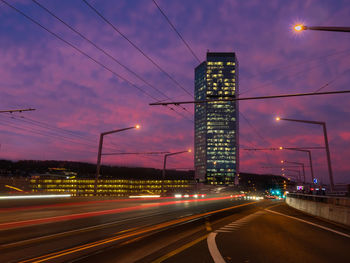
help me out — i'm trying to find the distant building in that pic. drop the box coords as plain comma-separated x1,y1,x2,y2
194,52,239,185
30,177,195,196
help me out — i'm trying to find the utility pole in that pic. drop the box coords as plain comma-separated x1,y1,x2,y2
95,125,140,195
161,150,191,195
281,160,306,183
281,148,315,183
276,118,334,191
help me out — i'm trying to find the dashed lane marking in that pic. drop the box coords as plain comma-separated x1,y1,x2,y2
214,211,265,233
208,211,266,262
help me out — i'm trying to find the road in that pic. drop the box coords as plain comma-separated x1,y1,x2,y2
0,196,349,262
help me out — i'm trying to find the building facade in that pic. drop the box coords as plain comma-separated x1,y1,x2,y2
30,177,194,196
194,52,239,185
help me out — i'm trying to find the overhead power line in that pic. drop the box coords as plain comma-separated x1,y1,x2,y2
0,118,98,150
149,89,350,105
8,115,93,144
241,48,350,95
0,115,119,152
314,68,350,93
102,151,169,156
32,0,172,101
19,115,89,141
0,108,35,113
2,0,191,121
239,111,271,146
152,0,201,63
32,0,193,117
240,51,350,96
1,0,159,101
82,0,192,97
243,147,325,151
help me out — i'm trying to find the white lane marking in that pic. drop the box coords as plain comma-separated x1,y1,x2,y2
207,232,226,263
215,230,231,233
208,211,265,262
265,209,350,239
216,211,265,232
226,225,240,228
220,227,239,231
221,225,240,229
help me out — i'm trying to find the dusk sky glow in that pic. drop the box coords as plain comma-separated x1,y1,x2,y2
1,0,349,184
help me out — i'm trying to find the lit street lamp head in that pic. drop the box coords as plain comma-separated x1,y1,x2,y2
275,116,281,121
188,149,192,153
281,160,284,164
279,146,283,150
135,124,140,129
294,24,305,32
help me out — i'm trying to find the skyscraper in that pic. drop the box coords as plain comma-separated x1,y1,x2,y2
194,52,239,185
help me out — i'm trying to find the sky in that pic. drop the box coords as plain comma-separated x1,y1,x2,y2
0,0,349,184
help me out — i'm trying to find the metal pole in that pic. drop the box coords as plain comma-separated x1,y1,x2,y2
162,154,168,195
322,123,334,191
306,26,350,33
278,118,335,191
283,161,306,183
94,126,138,195
95,133,104,195
301,163,306,184
296,170,300,182
285,148,315,183
307,150,315,183
283,168,301,182
161,150,190,196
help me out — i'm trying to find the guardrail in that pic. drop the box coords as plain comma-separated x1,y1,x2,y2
286,193,350,226
287,193,350,207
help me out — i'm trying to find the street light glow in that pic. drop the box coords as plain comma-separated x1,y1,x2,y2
281,160,284,164
135,124,140,129
279,146,283,150
275,116,281,121
294,24,304,32
188,149,192,153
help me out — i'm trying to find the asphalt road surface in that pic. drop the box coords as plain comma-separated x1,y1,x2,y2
0,196,349,263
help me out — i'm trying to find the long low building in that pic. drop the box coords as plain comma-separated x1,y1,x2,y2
30,177,195,196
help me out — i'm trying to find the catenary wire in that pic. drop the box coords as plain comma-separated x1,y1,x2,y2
82,0,192,97
32,0,175,102
2,0,191,121
152,0,201,63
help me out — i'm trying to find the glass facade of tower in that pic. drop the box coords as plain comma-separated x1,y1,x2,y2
194,52,239,185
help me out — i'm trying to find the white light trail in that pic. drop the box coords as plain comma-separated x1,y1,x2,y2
0,194,71,200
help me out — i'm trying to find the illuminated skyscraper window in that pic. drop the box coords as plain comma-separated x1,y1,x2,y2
194,52,239,185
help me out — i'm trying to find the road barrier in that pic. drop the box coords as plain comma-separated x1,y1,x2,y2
286,193,350,226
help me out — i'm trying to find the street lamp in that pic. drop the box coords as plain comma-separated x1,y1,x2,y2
293,24,350,33
282,168,301,182
279,146,314,183
162,149,191,195
276,117,334,191
281,160,305,183
95,125,140,194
